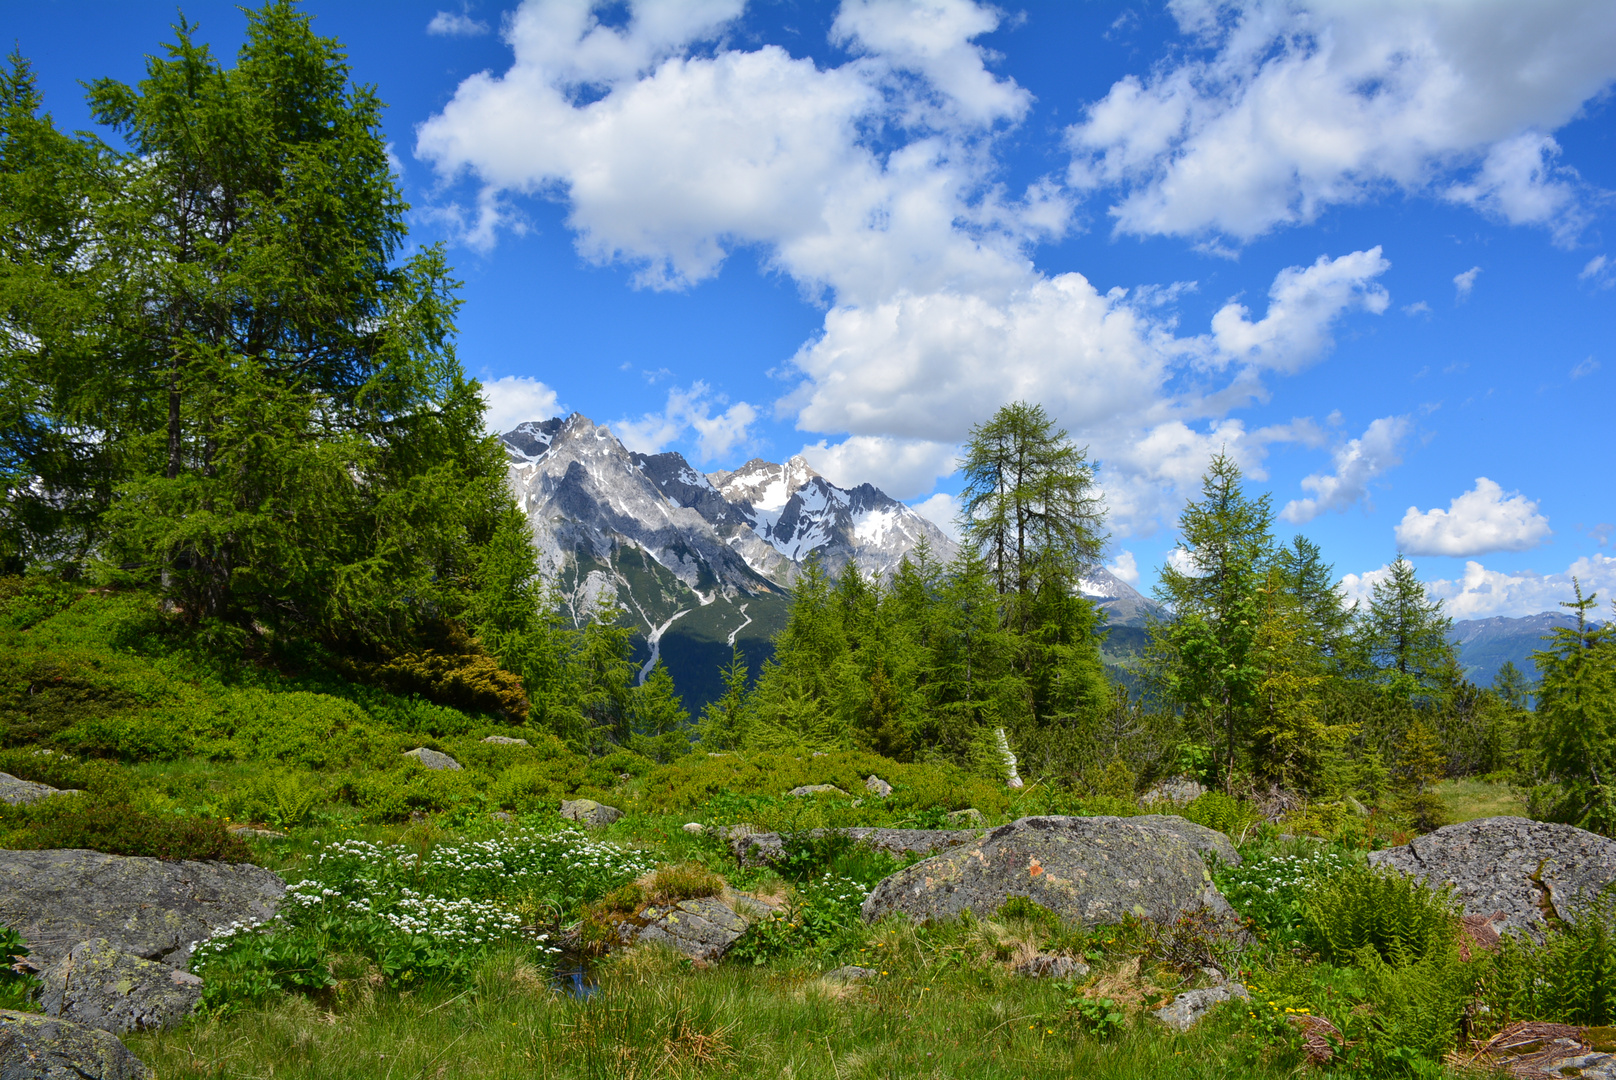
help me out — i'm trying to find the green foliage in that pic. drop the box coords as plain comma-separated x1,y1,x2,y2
1,795,254,861
727,872,871,966
1178,791,1266,842
1532,583,1616,835
1214,846,1358,946
194,830,655,1013
1302,864,1459,967
0,926,39,1011
1347,946,1479,1075
1352,556,1457,707
1486,885,1616,1026
1067,995,1127,1040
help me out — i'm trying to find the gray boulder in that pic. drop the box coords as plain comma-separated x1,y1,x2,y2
0,1009,149,1079
619,897,749,962
865,776,892,797
1367,816,1616,938
1140,778,1206,807
40,939,202,1035
728,827,979,867
787,784,849,797
947,808,985,827
1014,954,1089,979
0,850,284,972
1151,983,1250,1032
559,799,622,827
481,736,530,746
0,774,78,807
681,823,704,834
402,747,461,771
861,815,1239,927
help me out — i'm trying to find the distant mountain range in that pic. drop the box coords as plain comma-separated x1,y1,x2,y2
501,414,1563,707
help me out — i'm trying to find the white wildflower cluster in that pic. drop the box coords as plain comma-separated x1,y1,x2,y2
807,872,871,909
189,917,273,960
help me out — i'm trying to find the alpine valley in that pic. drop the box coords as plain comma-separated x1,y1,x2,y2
500,414,1161,709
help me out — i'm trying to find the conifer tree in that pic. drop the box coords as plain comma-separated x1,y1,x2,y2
1533,583,1616,835
696,648,753,751
627,659,691,763
1354,555,1456,704
1148,453,1274,791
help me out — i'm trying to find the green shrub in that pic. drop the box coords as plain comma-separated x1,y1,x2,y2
1303,864,1458,967
1347,946,1479,1073
1181,792,1265,840
777,832,903,889
1214,847,1358,946
3,796,254,862
0,926,40,1011
1486,885,1616,1026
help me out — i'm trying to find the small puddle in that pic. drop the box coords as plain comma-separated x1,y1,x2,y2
551,949,599,1000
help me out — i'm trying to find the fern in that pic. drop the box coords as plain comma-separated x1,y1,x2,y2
1487,885,1616,1026
1303,863,1459,967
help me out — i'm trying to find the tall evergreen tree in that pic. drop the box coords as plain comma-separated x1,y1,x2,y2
1148,452,1275,791
2,4,511,657
1533,583,1616,835
1354,555,1456,703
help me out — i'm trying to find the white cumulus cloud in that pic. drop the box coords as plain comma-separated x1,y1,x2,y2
1453,265,1482,301
908,492,963,542
420,1,1400,535
1065,0,1616,243
428,7,490,36
1347,554,1616,620
1281,415,1411,523
613,382,758,462
479,375,563,434
1395,477,1552,557
1106,550,1140,585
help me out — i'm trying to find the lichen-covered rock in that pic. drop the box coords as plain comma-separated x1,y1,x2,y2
0,1009,149,1079
0,774,77,807
1151,984,1250,1032
728,827,979,867
861,815,1239,927
40,939,202,1035
620,897,749,962
1140,778,1206,807
787,784,849,797
0,849,285,971
559,799,622,827
481,736,529,746
865,776,892,797
402,747,461,771
1014,954,1089,979
1367,816,1616,938
947,809,985,827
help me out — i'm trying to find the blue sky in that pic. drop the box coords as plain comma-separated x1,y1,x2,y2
10,0,1615,618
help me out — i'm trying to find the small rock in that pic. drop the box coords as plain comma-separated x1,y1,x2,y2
1151,983,1250,1032
682,823,704,834
823,965,878,982
0,772,79,807
481,735,530,747
1140,778,1206,807
1015,954,1089,979
41,939,203,1035
225,825,286,840
787,784,849,797
0,1009,150,1079
946,808,985,827
621,897,748,962
402,747,461,771
490,812,514,823
865,776,892,797
1343,795,1369,817
560,799,623,827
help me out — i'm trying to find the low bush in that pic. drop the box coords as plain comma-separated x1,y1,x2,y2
1302,864,1459,967
1,796,254,862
